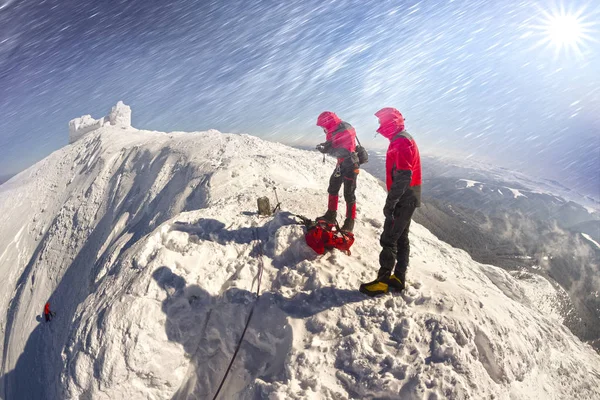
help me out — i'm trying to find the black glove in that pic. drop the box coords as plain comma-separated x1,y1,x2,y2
316,142,331,154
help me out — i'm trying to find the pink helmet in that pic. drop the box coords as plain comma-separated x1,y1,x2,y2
375,107,405,138
316,111,342,132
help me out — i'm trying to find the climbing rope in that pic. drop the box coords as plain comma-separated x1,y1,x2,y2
212,226,265,400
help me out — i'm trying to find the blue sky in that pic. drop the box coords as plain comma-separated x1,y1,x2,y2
1,0,598,195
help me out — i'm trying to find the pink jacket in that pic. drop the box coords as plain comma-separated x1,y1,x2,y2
316,111,356,159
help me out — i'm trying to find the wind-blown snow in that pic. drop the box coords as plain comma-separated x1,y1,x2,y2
1,111,599,399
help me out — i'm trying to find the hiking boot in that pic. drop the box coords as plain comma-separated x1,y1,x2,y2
359,278,389,297
316,209,337,224
359,275,405,297
387,274,405,292
340,218,355,233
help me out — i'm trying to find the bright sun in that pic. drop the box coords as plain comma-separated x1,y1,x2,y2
532,4,596,58
547,14,583,46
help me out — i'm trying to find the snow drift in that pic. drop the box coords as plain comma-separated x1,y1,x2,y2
1,103,599,399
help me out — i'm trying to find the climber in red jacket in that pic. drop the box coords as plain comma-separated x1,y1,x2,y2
360,107,422,296
44,302,56,322
315,111,360,232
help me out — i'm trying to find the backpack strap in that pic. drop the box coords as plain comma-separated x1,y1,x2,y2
330,121,352,137
391,130,413,142
332,121,362,149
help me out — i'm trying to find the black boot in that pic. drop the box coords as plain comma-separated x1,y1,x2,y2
341,218,355,232
317,209,337,224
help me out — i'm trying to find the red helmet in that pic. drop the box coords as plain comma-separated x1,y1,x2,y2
375,107,405,138
316,111,342,132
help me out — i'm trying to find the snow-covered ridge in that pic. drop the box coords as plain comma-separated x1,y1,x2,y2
0,110,599,399
457,178,536,200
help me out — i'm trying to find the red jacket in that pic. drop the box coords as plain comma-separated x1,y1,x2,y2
375,108,421,211
385,133,422,193
44,302,51,315
316,112,357,162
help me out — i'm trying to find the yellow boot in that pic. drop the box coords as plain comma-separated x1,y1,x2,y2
387,274,405,292
359,274,405,297
359,278,389,297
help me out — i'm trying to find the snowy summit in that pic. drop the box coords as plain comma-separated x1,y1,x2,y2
68,101,132,143
0,103,599,399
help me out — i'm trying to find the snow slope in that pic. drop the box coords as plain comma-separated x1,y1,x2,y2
1,107,599,399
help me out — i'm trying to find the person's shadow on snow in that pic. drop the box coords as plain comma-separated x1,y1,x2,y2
152,266,292,400
171,212,299,247
171,212,320,270
152,266,364,399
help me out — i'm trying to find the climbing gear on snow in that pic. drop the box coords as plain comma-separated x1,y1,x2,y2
272,188,281,214
256,188,282,216
295,215,355,255
257,197,271,216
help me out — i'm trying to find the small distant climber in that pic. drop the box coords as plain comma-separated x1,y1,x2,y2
44,302,56,322
315,111,360,232
360,108,421,297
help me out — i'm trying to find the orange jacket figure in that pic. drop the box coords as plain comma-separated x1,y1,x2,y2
44,302,55,322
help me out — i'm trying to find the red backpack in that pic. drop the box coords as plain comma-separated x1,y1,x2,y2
303,219,355,255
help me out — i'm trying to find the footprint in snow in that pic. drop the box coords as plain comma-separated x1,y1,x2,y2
366,218,383,229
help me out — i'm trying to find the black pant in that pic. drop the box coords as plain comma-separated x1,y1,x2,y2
378,202,416,279
327,163,357,205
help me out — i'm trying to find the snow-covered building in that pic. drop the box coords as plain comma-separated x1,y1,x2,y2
68,101,132,144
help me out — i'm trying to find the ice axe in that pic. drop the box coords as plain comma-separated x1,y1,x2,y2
272,188,281,214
